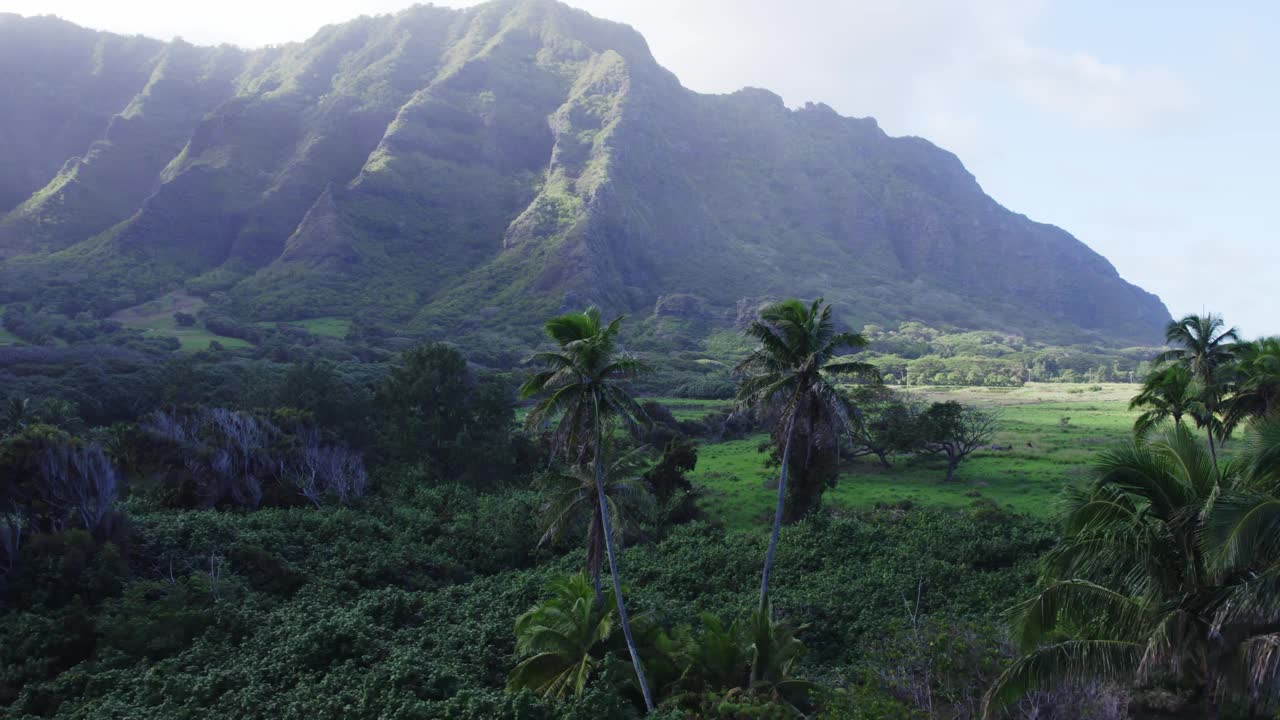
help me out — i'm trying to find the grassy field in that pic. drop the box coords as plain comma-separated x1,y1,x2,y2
110,292,252,352
256,317,352,339
646,396,734,421
686,383,1139,528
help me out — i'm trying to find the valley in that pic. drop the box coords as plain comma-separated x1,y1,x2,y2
0,2,1275,719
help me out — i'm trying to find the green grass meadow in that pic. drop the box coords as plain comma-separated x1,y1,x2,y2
147,321,253,352
256,317,352,338
109,292,252,351
647,396,735,421
677,384,1139,528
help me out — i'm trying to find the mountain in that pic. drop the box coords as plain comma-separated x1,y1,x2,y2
0,1,1169,353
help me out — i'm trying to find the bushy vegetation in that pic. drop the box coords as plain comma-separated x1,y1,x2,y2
2,304,1276,719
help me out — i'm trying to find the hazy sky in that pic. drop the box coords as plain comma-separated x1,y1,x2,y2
5,0,1277,337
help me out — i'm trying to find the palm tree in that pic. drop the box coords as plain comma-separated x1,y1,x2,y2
734,298,878,681
534,445,654,605
1223,338,1280,434
1129,364,1205,438
1158,313,1239,476
1200,416,1280,713
520,307,656,712
507,574,617,700
984,421,1280,717
666,603,815,709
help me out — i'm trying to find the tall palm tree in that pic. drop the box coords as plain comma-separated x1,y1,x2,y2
534,445,654,605
1129,364,1205,438
734,298,878,681
1224,338,1280,435
520,307,656,712
984,420,1280,717
1158,313,1239,477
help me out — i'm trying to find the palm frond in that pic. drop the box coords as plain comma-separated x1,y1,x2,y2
1010,579,1150,650
1202,491,1280,572
983,640,1142,718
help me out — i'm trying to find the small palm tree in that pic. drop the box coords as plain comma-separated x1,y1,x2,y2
745,600,814,699
985,420,1280,717
520,307,655,712
666,603,814,708
734,298,878,682
1157,313,1239,476
1129,364,1204,437
535,445,655,605
673,614,752,693
507,574,616,700
1223,337,1280,434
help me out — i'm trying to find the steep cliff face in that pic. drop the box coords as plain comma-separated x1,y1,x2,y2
0,0,1169,345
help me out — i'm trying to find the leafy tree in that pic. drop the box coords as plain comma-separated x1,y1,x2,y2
1224,337,1280,434
919,402,997,483
846,385,922,467
276,360,375,447
520,307,656,712
733,297,878,682
376,343,513,483
1129,364,1203,437
643,438,697,502
986,422,1280,717
1157,313,1239,476
534,445,654,604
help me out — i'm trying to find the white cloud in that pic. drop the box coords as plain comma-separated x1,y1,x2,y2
549,1,1195,139
999,44,1195,129
6,0,1194,133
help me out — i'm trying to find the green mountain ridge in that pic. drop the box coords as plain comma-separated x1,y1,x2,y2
0,0,1170,352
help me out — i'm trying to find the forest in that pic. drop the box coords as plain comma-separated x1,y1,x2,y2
2,299,1277,719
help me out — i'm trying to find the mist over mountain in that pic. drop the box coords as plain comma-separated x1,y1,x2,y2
0,0,1169,351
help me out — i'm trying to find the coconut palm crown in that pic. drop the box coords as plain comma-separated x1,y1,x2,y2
1130,364,1205,438
985,419,1280,717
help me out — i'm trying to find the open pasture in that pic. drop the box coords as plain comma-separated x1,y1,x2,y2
681,384,1140,528
109,292,252,351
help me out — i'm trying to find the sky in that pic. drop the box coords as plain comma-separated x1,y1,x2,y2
4,0,1277,337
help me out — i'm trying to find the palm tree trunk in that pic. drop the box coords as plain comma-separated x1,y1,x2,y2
1207,426,1221,482
593,392,653,712
752,404,798,683
590,506,605,608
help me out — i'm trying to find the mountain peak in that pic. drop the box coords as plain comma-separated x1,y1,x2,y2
0,4,1169,348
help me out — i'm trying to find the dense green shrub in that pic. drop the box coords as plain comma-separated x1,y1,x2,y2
0,500,1049,718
